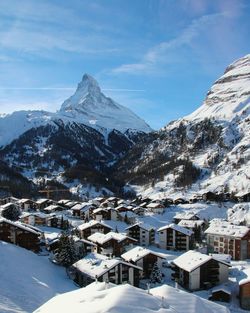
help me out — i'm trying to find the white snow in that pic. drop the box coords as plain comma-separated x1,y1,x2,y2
0,241,76,313
121,246,164,263
34,281,230,313
205,221,249,238
173,250,213,272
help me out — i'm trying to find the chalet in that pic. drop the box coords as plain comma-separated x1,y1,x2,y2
132,206,145,216
64,201,80,209
178,219,206,242
121,246,165,279
0,218,42,252
202,191,221,202
126,222,155,246
172,250,230,291
21,212,48,226
158,224,194,251
239,269,250,310
146,202,165,214
92,208,109,221
173,211,200,224
205,220,250,260
36,198,53,211
209,285,232,302
88,231,137,257
73,238,97,258
43,204,64,214
118,211,138,224
18,199,36,211
78,220,113,239
70,252,142,287
173,198,188,205
71,203,95,220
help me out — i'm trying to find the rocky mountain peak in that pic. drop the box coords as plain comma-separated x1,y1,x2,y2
76,73,101,95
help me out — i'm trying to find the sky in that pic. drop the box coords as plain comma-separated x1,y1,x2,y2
0,0,249,129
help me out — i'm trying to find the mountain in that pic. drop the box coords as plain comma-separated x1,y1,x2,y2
114,54,250,199
0,75,151,197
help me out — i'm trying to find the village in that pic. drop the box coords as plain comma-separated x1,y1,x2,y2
1,191,250,312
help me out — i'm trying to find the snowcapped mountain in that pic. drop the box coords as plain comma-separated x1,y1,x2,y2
60,74,151,133
115,54,250,199
0,74,151,148
0,75,151,196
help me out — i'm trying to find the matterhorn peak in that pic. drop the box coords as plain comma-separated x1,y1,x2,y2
59,74,152,133
76,73,101,94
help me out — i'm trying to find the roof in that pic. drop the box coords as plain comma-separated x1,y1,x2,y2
178,219,205,228
205,221,249,238
158,223,193,236
0,218,42,236
211,285,232,295
72,253,141,278
239,268,250,286
78,220,113,231
36,198,49,204
71,203,93,211
88,231,136,245
126,222,155,232
173,211,199,220
146,202,164,208
173,250,230,272
121,246,165,263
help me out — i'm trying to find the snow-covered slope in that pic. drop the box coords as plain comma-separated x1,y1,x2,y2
60,74,152,133
0,241,76,313
115,54,250,199
34,281,229,313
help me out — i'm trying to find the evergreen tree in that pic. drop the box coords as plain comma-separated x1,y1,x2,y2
1,205,20,221
150,262,163,284
55,232,78,267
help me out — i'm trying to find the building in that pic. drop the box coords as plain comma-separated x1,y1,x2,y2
17,199,36,211
70,252,142,287
146,202,165,214
172,250,230,291
88,231,136,257
158,224,194,251
239,269,250,310
0,218,42,252
21,212,48,226
121,246,165,279
71,203,95,220
205,220,250,260
78,220,113,239
173,211,200,224
209,285,231,302
126,222,155,246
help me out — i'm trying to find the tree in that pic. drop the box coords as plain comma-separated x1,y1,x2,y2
55,232,78,267
150,262,163,284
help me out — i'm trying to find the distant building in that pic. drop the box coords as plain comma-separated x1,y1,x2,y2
78,220,113,239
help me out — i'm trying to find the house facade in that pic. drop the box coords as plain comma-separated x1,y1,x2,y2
126,223,155,246
0,218,42,252
158,224,194,251
71,252,141,287
78,221,113,239
205,221,250,260
172,250,230,291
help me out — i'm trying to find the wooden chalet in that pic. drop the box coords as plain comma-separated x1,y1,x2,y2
172,250,230,291
0,218,42,252
70,252,142,287
78,220,113,239
121,246,165,279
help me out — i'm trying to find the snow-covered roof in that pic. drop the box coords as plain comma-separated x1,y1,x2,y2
0,218,42,236
72,253,141,278
210,253,231,264
36,198,49,204
211,284,232,295
146,202,164,208
173,211,199,220
34,281,230,313
178,219,205,228
121,246,165,263
93,207,107,214
239,268,250,286
78,220,113,231
173,250,212,272
43,205,60,211
71,203,92,211
205,221,249,238
126,222,155,232
88,231,136,245
158,223,193,236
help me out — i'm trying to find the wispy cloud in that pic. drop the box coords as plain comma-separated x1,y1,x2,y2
111,12,228,75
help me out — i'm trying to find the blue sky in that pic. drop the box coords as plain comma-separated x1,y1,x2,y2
0,0,249,129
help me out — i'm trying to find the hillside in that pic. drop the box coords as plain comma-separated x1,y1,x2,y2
114,54,250,199
0,241,76,313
